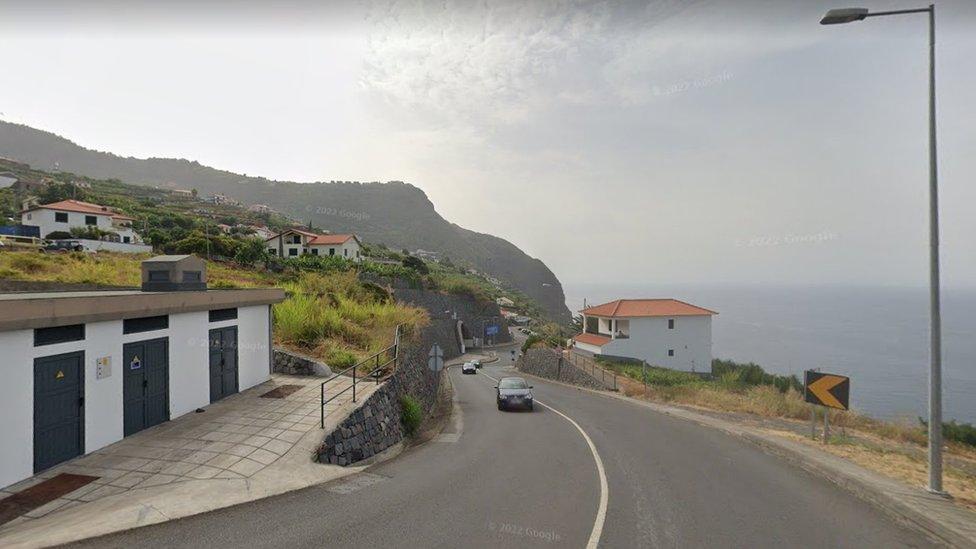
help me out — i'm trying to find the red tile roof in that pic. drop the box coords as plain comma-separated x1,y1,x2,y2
24,199,134,220
581,299,717,318
573,333,612,347
308,234,357,246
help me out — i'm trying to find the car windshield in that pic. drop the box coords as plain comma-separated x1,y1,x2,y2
499,379,527,389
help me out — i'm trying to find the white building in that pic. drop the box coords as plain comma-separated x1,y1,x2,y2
0,255,284,488
20,199,143,244
573,299,717,373
266,229,362,262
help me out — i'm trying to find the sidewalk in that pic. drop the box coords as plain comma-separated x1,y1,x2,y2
0,373,382,548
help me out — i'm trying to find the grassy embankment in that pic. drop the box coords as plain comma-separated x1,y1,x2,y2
0,251,428,369
594,356,976,510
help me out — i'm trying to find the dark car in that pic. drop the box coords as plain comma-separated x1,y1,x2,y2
495,377,534,411
41,240,85,253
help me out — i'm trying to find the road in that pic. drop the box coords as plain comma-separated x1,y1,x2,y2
72,341,937,548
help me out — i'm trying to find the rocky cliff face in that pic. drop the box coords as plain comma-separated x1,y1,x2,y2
0,121,571,323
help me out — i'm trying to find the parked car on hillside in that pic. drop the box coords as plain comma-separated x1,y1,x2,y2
41,240,86,253
495,377,534,411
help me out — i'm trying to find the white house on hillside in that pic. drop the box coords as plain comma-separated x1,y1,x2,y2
266,228,362,261
21,199,143,243
573,299,717,373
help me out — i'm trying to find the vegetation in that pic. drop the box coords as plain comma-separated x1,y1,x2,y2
272,271,428,366
399,394,423,436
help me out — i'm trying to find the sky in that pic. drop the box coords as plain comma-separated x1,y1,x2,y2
1,0,974,293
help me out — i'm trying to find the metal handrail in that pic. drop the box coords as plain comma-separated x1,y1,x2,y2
320,325,401,428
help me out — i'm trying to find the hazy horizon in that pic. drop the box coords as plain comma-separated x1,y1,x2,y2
1,0,974,291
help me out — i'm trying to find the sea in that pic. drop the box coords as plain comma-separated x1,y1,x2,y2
565,284,976,424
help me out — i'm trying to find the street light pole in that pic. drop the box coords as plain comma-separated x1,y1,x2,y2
820,4,944,494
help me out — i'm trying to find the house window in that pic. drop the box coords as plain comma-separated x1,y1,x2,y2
344,248,348,257
311,248,319,255
123,236,131,243
288,248,298,256
123,315,169,334
668,349,675,357
148,270,169,282
291,235,301,244
55,212,68,223
668,319,674,329
34,324,85,346
85,215,97,226
209,308,238,322
329,248,335,256
356,250,360,258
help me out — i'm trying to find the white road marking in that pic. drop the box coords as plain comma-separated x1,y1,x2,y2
480,371,608,549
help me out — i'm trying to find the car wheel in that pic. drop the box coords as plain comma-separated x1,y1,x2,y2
528,402,534,411
497,401,503,411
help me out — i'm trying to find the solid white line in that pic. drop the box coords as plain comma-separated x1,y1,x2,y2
480,371,608,549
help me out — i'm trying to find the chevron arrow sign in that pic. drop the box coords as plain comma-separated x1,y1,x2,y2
804,370,850,411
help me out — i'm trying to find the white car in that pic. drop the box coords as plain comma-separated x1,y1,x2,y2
461,362,477,375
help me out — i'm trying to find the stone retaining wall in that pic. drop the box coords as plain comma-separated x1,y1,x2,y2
517,348,608,391
316,331,444,466
273,348,332,376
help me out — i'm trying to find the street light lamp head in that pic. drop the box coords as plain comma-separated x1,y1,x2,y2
820,7,869,25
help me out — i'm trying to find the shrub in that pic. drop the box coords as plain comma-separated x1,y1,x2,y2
521,334,542,353
918,418,976,448
711,358,802,393
234,237,269,266
400,394,423,436
402,255,429,274
45,231,73,240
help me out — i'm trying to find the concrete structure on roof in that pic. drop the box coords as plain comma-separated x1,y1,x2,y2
0,255,285,488
572,298,717,373
20,199,142,244
266,228,362,262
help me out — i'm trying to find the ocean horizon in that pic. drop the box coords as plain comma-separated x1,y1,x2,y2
564,283,976,424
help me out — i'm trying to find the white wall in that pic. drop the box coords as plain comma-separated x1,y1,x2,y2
22,209,142,242
0,304,273,489
308,239,362,262
601,315,712,373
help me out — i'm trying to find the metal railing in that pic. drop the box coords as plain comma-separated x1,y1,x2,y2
567,351,618,391
319,325,401,428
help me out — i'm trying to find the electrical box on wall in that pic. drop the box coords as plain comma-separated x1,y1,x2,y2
96,356,112,379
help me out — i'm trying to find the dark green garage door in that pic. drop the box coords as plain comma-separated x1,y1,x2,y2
209,327,238,403
123,338,170,437
34,352,84,473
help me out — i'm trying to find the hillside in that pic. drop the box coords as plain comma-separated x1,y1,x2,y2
0,121,571,323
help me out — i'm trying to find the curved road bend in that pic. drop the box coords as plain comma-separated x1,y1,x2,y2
72,356,936,548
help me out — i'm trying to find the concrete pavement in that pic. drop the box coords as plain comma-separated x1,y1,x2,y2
0,374,383,548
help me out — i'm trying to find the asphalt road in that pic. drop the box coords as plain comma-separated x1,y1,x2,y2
72,345,937,548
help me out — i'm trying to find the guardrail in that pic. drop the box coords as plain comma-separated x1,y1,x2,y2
319,325,401,428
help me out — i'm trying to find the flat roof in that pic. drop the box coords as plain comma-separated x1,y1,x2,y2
0,288,285,331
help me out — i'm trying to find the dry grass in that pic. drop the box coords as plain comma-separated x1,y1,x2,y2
0,251,275,287
768,428,976,512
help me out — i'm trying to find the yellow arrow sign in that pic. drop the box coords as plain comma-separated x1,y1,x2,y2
809,375,845,409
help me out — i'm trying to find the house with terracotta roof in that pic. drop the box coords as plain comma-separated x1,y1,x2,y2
20,199,143,244
265,228,362,261
573,298,717,373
